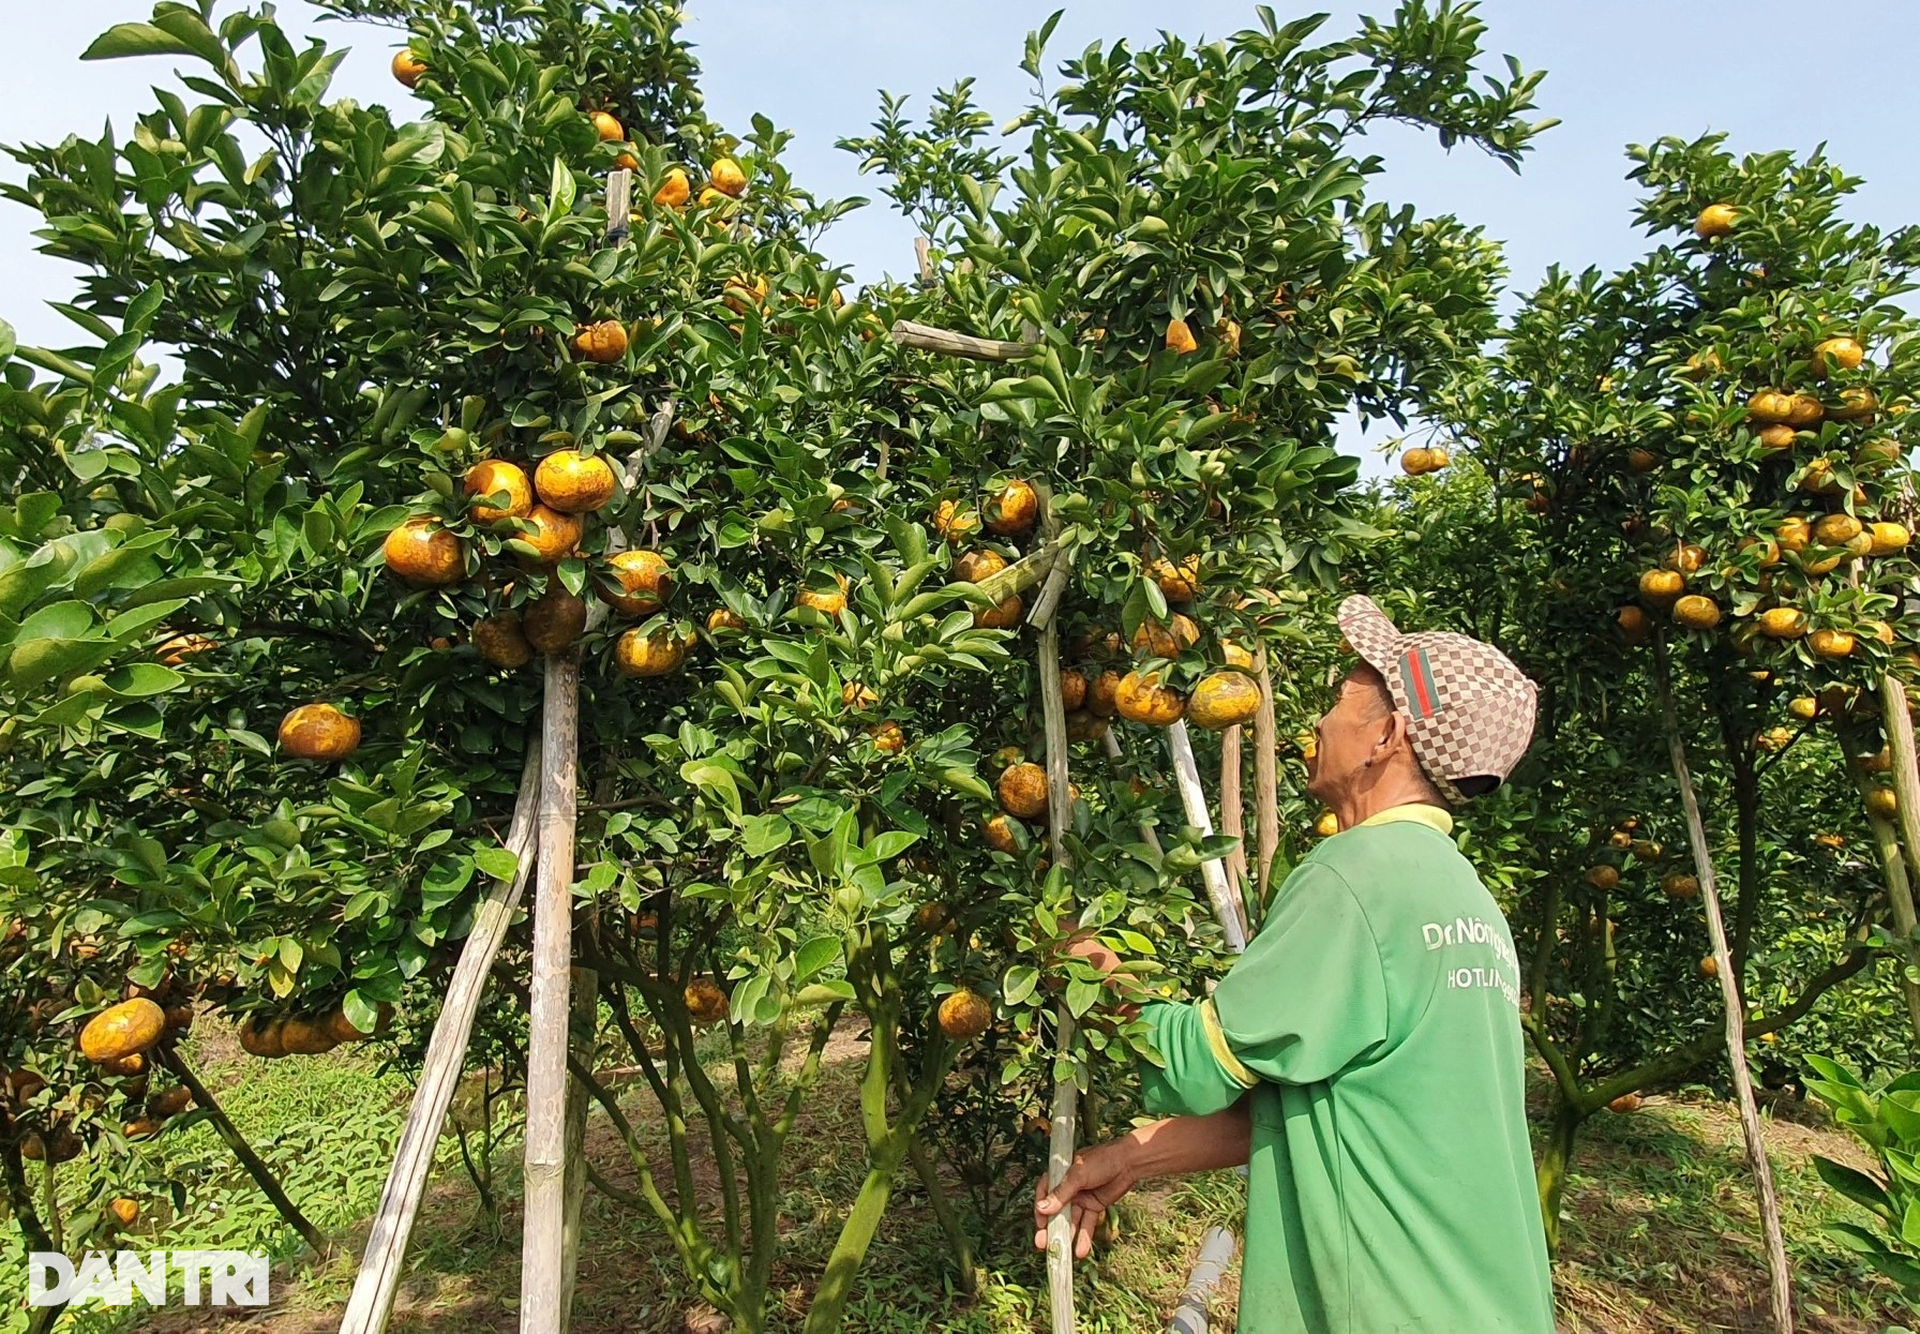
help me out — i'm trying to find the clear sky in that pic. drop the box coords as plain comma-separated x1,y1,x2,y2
4,1,1918,468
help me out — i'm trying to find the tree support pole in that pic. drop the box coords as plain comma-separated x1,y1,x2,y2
1251,652,1281,905
1167,721,1248,951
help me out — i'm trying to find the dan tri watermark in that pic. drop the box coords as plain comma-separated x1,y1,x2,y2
28,1250,269,1307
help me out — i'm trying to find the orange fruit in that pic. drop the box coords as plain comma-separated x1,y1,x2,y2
931,498,979,546
614,628,687,677
722,274,769,315
1788,696,1819,721
237,1015,286,1058
1868,787,1899,820
1831,386,1878,421
1401,447,1435,476
1777,517,1811,552
518,505,583,567
1617,605,1649,644
984,480,1039,536
157,634,216,667
1428,447,1452,471
1638,568,1685,605
1694,203,1737,238
391,50,426,88
279,704,360,762
1864,747,1893,774
1661,873,1700,900
974,594,1025,629
1814,832,1845,850
842,681,878,710
1114,670,1186,726
1314,811,1340,838
954,548,1008,584
1216,319,1242,356
602,550,673,615
1755,423,1795,452
463,459,533,525
1813,513,1862,547
982,815,1020,854
937,989,992,1042
1064,710,1109,743
473,612,534,670
150,1086,193,1118
1223,642,1256,669
707,607,748,633
998,762,1050,819
1813,336,1865,376
279,1016,339,1056
1667,544,1707,574
1865,620,1896,646
684,979,728,1025
1148,554,1202,600
1673,595,1720,630
534,450,616,513
1607,1093,1642,1114
1809,628,1856,659
1683,349,1724,379
523,585,587,655
1740,536,1781,568
79,1000,166,1064
1165,317,1198,354
1131,614,1200,657
108,1197,140,1227
1060,669,1088,712
1747,390,1793,424
1799,458,1839,494
1870,521,1910,555
615,152,640,172
1583,865,1619,890
384,517,464,585
1088,670,1122,718
1756,607,1807,639
1630,839,1663,863
797,574,849,617
867,722,905,754
1786,394,1825,429
653,167,691,208
590,110,624,142
1188,672,1261,730
1626,447,1660,473
709,157,748,197
571,319,628,364
696,186,730,210
1857,438,1904,470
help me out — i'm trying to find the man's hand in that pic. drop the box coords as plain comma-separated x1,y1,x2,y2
1033,1139,1137,1260
1063,932,1123,975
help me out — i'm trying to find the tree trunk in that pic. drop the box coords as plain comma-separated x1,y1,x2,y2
799,1145,909,1334
907,1133,975,1295
1252,654,1281,905
1534,1091,1585,1258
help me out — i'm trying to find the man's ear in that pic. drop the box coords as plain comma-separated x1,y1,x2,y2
1378,709,1413,759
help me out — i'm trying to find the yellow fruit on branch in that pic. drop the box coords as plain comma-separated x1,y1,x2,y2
108,1197,140,1227
571,319,628,364
534,450,617,514
1867,787,1899,820
1165,317,1197,354
937,989,993,1042
1756,607,1807,639
974,593,1025,629
1739,535,1781,568
709,157,748,197
1616,605,1649,644
590,110,624,142
1812,513,1862,547
1607,1093,1643,1114
1224,642,1256,669
954,548,1008,584
1831,386,1878,422
384,517,464,585
1694,203,1737,238
722,274,769,315
79,1000,167,1065
1755,423,1796,453
931,499,979,546
653,167,691,208
1863,747,1893,773
841,680,878,711
1812,336,1865,377
982,815,1020,853
157,633,216,667
1788,696,1819,721
614,628,688,678
1866,620,1896,646
867,722,906,754
1608,829,1633,849
983,480,1039,536
1314,811,1340,837
1638,568,1686,606
1131,614,1201,658
1626,447,1660,474
602,550,673,616
1870,521,1910,555
1060,668,1088,712
1401,446,1435,476
797,573,850,617
1584,865,1620,890
1114,670,1186,726
280,1016,339,1056
1776,517,1811,553
1661,873,1699,900
474,612,534,670
1148,554,1202,600
1809,628,1856,659
1088,670,1123,718
391,50,426,88
1786,394,1825,429
707,607,748,634
1630,839,1663,863
1747,390,1793,424
523,585,587,655
1699,955,1719,979
1667,543,1707,574
518,504,583,567
1683,349,1724,379
998,762,1050,819
1672,595,1720,630
1189,672,1261,730
464,459,532,525
1427,447,1451,471
279,703,360,762
684,979,729,1025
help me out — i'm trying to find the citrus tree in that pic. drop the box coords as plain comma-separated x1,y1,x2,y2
0,0,1550,1327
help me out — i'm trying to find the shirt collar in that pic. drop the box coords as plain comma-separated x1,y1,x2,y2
1354,803,1455,836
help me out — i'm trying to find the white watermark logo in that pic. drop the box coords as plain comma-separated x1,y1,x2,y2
28,1250,268,1307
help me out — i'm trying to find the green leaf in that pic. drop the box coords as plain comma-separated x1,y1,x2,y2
1002,964,1040,1007
12,600,94,644
82,23,202,62
475,845,522,882
794,935,840,982
342,991,379,1037
866,830,919,862
741,813,792,857
99,663,183,698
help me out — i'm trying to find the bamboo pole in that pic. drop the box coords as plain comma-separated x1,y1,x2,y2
1879,677,1920,938
1219,725,1247,898
558,957,597,1330
1251,654,1281,905
914,236,934,287
1167,721,1248,951
339,738,542,1334
1654,644,1793,1334
890,320,1039,363
522,649,581,1333
1166,1225,1237,1334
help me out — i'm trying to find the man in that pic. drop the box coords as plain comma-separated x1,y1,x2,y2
1035,595,1555,1333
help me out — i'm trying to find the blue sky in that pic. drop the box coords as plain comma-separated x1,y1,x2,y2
4,1,1918,468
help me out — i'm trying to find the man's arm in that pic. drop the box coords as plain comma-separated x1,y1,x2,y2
1032,1100,1252,1259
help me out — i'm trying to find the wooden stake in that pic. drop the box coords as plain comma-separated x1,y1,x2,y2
1879,677,1920,936
339,737,543,1334
604,168,632,246
1654,645,1793,1334
1252,653,1281,904
914,235,934,287
890,320,1040,363
1167,721,1248,951
1219,725,1247,899
522,650,581,1334
558,957,597,1330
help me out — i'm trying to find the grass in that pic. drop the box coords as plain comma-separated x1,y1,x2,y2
9,1025,1919,1332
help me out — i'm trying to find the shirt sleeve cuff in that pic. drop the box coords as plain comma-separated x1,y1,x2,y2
1140,999,1257,1119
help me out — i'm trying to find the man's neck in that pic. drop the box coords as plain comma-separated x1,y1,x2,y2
1334,771,1448,831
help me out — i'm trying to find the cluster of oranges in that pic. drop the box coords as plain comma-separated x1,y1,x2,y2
1399,446,1453,476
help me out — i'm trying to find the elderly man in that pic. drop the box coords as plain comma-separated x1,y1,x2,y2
1036,596,1555,1333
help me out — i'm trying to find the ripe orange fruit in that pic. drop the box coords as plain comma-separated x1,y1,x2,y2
842,681,878,710
1813,336,1865,376
1672,595,1720,630
1401,447,1435,476
1747,390,1793,424
1809,628,1856,659
1683,349,1724,379
108,1197,140,1227
1088,670,1122,718
1755,423,1795,452
1857,438,1904,470
614,628,687,677
1870,787,1902,820
602,550,673,615
1427,447,1452,471
1777,517,1811,552
1865,620,1896,646
1314,811,1340,838
572,319,628,363
534,450,616,513
974,593,1025,629
653,168,691,207
1223,642,1256,669
937,989,993,1042
1813,513,1862,547
1148,554,1201,600
1694,203,1736,238
523,585,587,655
707,607,748,634
709,157,747,197
1626,447,1660,473
1608,829,1633,850
464,459,532,525
1607,1093,1642,1114
1756,607,1807,639
1114,671,1186,726
1788,696,1819,721
797,574,849,617
1698,955,1719,979
1131,615,1198,658
954,548,1008,584
1740,536,1781,568
1799,458,1840,495
1786,394,1825,429
1189,672,1260,730
157,633,216,667
931,498,979,546
1638,568,1685,605
384,517,465,585
391,50,426,88
1617,605,1649,644
1870,521,1910,555
1661,873,1700,900
1831,386,1878,421
722,274,769,315
1630,840,1663,863
696,186,730,210
1864,746,1893,774
867,722,906,754
279,1016,339,1056
1064,710,1109,743
984,480,1039,536
1060,668,1088,711
518,505,583,567
279,704,360,762
1814,832,1845,850
983,816,1020,853
998,762,1050,819
1584,865,1620,890
684,979,728,1025
590,110,624,142
1165,317,1198,354
474,612,534,669
1667,544,1707,574
79,1000,166,1064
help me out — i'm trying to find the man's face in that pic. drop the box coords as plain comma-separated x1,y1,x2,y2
1305,669,1394,807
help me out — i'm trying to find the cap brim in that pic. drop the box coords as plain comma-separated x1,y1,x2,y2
1337,595,1401,673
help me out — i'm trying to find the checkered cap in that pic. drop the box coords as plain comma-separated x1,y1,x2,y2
1336,595,1538,806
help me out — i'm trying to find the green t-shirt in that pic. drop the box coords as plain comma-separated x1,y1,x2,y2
1141,806,1553,1334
